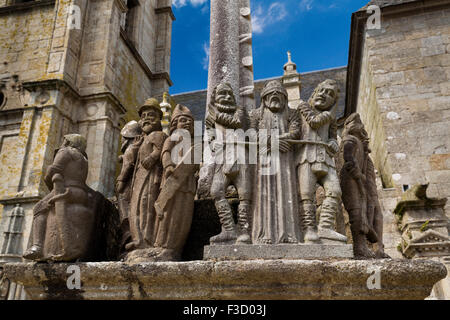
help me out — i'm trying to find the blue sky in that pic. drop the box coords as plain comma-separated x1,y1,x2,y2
169,0,370,94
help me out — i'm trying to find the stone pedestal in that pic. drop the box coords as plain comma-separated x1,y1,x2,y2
204,244,353,260
1,259,446,300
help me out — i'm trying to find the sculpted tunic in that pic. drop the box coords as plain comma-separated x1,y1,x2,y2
129,131,167,247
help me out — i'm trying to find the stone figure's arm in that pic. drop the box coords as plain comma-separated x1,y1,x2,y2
327,119,339,155
44,149,71,190
298,101,333,129
343,139,363,180
365,157,379,198
116,144,139,192
280,109,302,140
161,139,176,178
205,107,216,145
141,132,167,170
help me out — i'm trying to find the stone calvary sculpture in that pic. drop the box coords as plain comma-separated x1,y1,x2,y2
153,104,199,261
125,98,167,259
23,134,116,262
295,79,347,245
117,99,199,262
116,120,142,255
339,113,390,259
250,80,301,244
205,83,253,245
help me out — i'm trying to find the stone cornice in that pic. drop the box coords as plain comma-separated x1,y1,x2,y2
345,0,450,119
155,6,176,21
22,79,127,115
0,0,55,15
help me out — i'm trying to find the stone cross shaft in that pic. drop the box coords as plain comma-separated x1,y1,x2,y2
206,0,255,111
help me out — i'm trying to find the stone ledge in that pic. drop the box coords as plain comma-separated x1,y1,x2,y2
1,259,446,300
203,244,353,260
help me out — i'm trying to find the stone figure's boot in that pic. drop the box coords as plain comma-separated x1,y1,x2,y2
210,199,238,244
300,200,320,244
318,197,348,244
236,201,251,244
349,210,376,259
23,214,46,260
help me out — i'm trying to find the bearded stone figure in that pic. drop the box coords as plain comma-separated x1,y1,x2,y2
340,113,390,259
23,134,105,262
153,104,199,261
126,98,167,255
295,79,347,244
250,80,301,244
204,83,252,245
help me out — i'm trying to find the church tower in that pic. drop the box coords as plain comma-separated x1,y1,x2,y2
0,0,174,263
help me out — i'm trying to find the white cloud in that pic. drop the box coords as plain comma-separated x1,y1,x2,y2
173,0,208,8
202,42,210,71
252,2,287,34
299,0,314,12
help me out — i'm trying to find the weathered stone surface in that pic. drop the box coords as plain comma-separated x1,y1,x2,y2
2,259,446,300
203,244,353,260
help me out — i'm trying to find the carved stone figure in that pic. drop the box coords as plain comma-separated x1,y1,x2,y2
250,80,301,244
23,134,102,261
295,79,347,244
205,83,252,245
126,98,167,252
116,120,141,254
153,104,199,261
340,113,390,259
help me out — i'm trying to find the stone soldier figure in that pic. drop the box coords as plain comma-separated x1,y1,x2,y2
153,104,199,261
340,113,390,259
295,79,347,244
250,80,301,244
23,134,99,261
116,120,142,253
126,98,167,252
205,83,252,245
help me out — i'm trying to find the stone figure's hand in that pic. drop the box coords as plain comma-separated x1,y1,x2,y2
278,139,292,153
116,181,126,194
327,140,339,155
343,161,355,171
165,166,175,179
141,157,156,170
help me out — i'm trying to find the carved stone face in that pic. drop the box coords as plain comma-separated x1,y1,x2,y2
139,107,162,134
264,91,286,113
176,115,194,136
215,84,236,113
311,85,337,111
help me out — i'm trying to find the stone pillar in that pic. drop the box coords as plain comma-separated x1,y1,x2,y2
282,51,302,109
394,184,450,299
238,0,255,111
206,0,240,108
